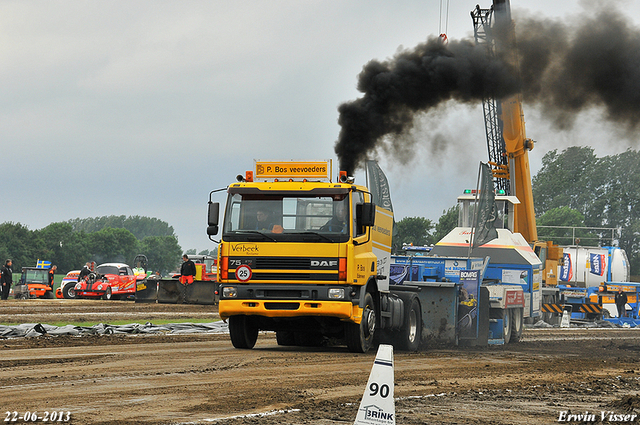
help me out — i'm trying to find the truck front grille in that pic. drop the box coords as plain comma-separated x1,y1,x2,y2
229,256,339,282
256,258,310,269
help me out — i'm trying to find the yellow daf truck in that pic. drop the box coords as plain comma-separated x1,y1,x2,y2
207,160,423,353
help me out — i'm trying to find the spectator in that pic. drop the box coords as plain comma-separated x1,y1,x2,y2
48,265,57,289
1,259,12,300
180,255,196,285
615,288,628,318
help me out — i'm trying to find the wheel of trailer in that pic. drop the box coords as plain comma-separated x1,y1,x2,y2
275,331,296,346
228,315,259,349
397,296,422,351
345,291,376,353
509,308,524,343
63,284,76,299
502,309,512,343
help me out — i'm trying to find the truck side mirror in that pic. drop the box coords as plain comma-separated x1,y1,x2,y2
207,202,219,235
358,203,376,227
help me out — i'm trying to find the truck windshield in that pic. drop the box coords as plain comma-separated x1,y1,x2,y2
222,192,351,243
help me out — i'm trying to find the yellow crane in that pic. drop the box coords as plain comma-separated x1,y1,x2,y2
471,0,563,286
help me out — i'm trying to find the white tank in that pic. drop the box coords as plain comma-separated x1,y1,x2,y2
610,248,630,282
559,246,630,288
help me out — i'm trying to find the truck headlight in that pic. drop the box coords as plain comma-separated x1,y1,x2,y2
328,288,345,299
223,286,238,298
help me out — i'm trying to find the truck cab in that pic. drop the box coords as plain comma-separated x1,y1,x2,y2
208,160,409,353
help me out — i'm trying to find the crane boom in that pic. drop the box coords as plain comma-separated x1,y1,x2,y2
471,0,566,287
471,0,537,243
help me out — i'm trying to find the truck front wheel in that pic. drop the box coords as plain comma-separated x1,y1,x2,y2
346,292,376,353
229,315,259,349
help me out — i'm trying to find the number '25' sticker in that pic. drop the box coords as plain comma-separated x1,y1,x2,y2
235,265,252,282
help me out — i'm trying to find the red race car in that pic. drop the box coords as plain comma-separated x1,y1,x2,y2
74,263,144,300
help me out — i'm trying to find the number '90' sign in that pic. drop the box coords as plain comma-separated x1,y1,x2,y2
235,265,252,282
369,382,390,398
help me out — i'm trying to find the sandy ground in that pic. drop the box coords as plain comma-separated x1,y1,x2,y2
1,299,640,424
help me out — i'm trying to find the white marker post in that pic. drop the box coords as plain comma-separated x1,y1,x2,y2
353,344,395,425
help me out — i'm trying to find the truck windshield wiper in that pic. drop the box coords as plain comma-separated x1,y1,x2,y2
297,232,334,243
234,230,277,242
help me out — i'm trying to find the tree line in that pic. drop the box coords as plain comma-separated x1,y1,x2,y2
0,216,183,275
394,147,640,275
533,147,640,274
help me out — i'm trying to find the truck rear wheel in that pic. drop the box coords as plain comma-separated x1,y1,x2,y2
502,309,512,343
397,296,421,351
509,308,523,343
346,292,376,353
229,315,259,349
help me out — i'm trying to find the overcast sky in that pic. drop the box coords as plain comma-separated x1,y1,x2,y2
2,0,640,254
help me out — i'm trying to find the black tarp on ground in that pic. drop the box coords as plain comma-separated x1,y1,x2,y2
0,321,228,338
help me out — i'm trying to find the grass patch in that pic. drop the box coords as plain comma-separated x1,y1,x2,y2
0,318,220,327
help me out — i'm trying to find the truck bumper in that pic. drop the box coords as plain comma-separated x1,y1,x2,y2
219,299,362,323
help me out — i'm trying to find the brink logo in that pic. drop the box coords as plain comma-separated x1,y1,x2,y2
360,405,394,423
367,410,394,420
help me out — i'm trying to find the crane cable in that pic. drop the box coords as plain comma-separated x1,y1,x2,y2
439,0,451,43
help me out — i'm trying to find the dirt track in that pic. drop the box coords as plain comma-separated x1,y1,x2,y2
1,300,640,424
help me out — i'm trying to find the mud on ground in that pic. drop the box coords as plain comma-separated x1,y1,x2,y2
1,299,640,424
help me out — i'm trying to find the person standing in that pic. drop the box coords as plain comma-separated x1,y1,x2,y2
180,255,196,285
1,259,13,300
48,265,57,289
615,288,628,318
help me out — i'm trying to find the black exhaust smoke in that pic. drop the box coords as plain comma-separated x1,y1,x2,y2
335,5,640,175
